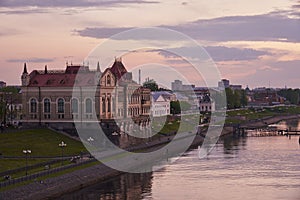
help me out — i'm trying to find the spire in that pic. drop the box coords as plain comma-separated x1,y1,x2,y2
97,61,100,72
45,65,48,74
23,63,28,74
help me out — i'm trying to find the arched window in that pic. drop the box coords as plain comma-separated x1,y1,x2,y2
107,97,111,112
85,98,92,113
71,98,78,113
107,75,111,85
44,98,50,113
102,97,106,113
30,98,37,113
57,98,64,113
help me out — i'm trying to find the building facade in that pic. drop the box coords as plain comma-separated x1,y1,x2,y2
151,92,170,117
21,59,151,132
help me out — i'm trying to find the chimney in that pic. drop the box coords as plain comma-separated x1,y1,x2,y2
139,69,141,85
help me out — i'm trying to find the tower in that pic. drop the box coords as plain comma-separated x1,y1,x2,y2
95,61,101,85
21,63,30,86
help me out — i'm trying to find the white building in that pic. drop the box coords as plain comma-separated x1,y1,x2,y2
151,92,170,117
199,95,215,112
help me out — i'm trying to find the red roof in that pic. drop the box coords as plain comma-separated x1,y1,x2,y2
110,59,128,80
28,65,97,87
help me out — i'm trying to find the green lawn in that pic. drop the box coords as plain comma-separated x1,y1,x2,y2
0,129,87,172
225,106,300,124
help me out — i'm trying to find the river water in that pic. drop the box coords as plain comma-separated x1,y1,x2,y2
59,120,300,200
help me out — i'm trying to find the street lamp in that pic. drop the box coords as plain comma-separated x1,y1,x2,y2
58,141,67,166
23,149,31,176
87,137,94,158
87,136,94,143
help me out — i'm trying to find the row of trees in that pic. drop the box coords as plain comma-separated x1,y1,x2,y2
278,88,300,105
142,79,172,92
0,86,19,124
225,88,248,109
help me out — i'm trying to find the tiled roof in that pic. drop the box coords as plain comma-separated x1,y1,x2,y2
110,59,128,80
28,65,97,87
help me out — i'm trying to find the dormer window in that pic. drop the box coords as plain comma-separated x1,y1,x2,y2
107,75,111,85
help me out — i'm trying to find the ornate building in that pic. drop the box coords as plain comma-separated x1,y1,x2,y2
21,58,151,133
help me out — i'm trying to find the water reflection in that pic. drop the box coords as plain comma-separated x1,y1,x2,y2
272,119,300,131
222,136,247,155
59,173,153,200
59,120,300,200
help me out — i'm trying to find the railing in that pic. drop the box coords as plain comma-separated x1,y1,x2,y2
0,159,65,178
0,158,95,189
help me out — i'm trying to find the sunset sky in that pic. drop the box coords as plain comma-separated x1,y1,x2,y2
1,0,300,88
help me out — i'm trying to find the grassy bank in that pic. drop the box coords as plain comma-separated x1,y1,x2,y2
226,106,300,124
0,129,88,172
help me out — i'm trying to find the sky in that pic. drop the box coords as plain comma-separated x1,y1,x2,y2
0,0,300,89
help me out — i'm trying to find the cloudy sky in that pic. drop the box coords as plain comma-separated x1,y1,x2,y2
0,0,300,88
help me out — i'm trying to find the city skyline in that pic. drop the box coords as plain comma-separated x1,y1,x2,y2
1,0,300,88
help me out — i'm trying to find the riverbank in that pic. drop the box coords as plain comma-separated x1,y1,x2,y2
0,131,207,199
239,114,300,129
1,114,299,199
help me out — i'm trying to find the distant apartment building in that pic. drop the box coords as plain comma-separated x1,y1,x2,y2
218,79,230,88
218,79,242,91
20,58,151,132
171,80,195,91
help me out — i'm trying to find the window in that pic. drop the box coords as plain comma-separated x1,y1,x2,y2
102,97,106,113
30,98,37,113
85,98,92,113
107,75,111,85
57,98,64,113
44,98,50,113
71,98,78,113
107,97,111,112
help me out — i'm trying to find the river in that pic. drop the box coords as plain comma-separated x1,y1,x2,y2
59,120,300,200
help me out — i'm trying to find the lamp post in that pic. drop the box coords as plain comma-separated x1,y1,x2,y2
23,149,31,176
87,136,94,143
58,141,67,166
87,137,94,158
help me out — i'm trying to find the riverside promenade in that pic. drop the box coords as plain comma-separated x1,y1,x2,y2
0,131,207,200
2,114,298,199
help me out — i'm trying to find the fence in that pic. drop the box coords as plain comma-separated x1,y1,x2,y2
0,158,96,189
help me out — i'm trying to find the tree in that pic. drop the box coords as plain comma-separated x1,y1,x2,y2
170,100,191,114
225,88,235,109
143,79,158,91
278,89,300,105
170,101,180,114
225,88,247,109
0,86,19,124
240,89,248,107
